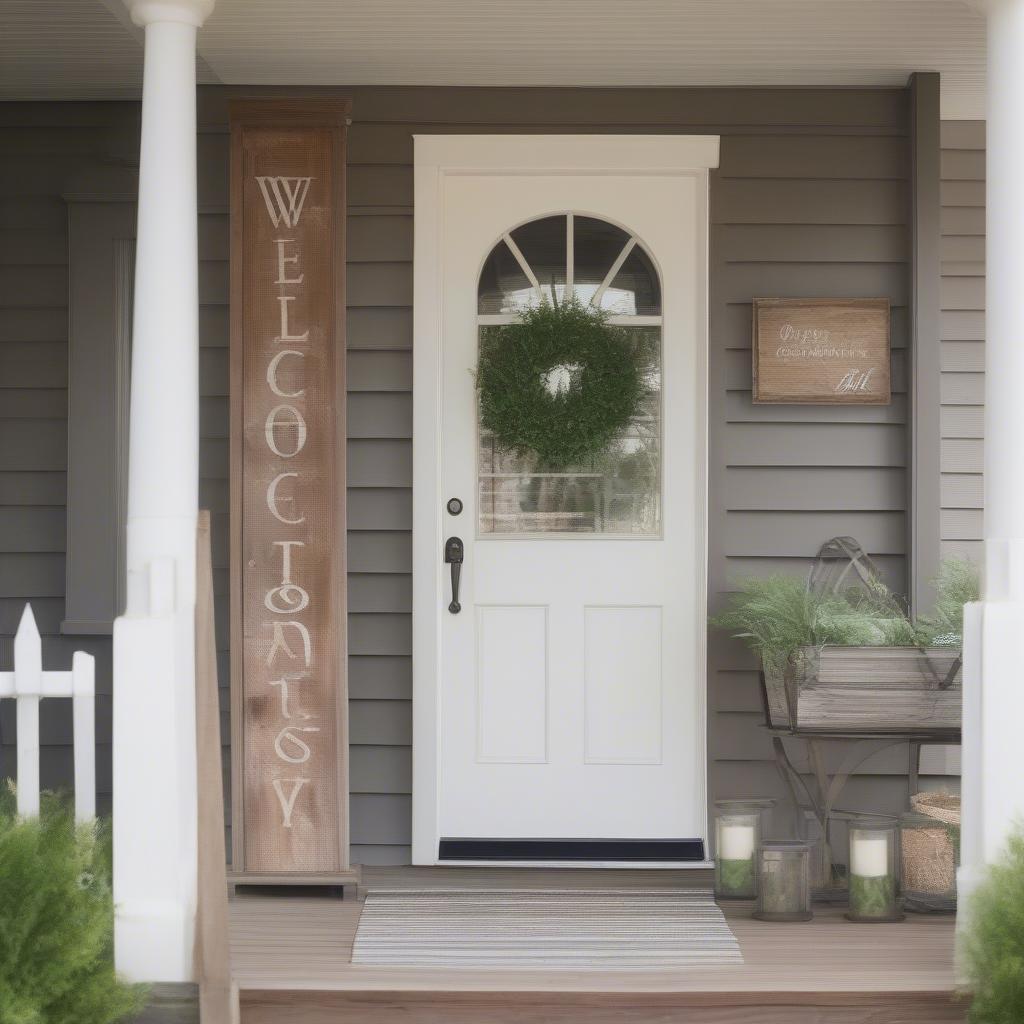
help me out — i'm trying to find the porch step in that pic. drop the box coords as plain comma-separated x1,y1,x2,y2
229,868,964,1023
131,983,198,1024
239,988,967,1024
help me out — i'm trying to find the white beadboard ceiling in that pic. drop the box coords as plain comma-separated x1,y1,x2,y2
1,0,988,118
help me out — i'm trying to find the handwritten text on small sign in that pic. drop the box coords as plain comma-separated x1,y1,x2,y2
752,298,891,405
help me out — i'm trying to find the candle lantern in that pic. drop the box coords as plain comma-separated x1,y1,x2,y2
714,799,774,899
753,840,813,921
847,817,904,922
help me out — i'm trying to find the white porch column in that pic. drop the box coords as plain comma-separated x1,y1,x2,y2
112,0,213,983
959,0,1024,942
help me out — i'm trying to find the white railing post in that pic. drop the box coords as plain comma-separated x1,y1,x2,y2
0,604,96,823
13,605,41,819
72,650,96,823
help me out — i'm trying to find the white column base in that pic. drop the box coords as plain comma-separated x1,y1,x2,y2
113,556,197,983
955,590,1024,975
975,599,1024,858
955,863,986,984
113,899,195,983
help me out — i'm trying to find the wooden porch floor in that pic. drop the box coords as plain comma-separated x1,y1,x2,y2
229,866,966,1023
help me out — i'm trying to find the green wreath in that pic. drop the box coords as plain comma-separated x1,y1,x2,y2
476,299,646,467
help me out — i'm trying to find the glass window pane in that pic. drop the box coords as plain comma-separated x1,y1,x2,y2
600,243,661,316
478,239,534,314
509,215,567,306
478,325,662,536
572,216,632,307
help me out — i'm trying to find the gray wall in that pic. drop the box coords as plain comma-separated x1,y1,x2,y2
1,87,923,864
0,106,142,809
940,120,985,563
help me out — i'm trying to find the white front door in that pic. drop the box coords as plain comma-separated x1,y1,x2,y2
413,136,718,864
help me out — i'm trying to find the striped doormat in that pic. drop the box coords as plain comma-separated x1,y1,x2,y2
351,888,743,968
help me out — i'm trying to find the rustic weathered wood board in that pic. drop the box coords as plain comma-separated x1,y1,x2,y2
762,646,962,734
816,647,961,687
797,687,961,732
195,512,239,1022
240,990,967,1024
752,297,891,404
229,99,352,878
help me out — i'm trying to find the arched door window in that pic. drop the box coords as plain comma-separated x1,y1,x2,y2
477,213,663,535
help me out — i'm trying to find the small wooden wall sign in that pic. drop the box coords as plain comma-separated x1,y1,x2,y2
752,298,891,405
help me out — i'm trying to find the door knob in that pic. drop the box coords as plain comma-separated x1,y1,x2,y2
444,536,464,613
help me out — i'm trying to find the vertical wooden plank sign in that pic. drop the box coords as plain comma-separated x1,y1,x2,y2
229,100,354,883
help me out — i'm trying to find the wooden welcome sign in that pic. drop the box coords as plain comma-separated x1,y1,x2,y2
229,100,355,883
752,298,891,405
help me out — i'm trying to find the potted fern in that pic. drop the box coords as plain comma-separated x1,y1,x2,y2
712,553,977,734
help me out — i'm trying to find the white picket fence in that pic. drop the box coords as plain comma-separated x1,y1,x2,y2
0,604,95,822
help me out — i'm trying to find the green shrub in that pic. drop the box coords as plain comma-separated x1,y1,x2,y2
964,830,1024,1024
0,784,147,1024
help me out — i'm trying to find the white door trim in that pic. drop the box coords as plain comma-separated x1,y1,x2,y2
412,135,720,865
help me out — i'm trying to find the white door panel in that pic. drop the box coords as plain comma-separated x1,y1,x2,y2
413,137,715,863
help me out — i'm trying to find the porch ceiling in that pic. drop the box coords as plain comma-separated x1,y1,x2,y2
2,0,987,118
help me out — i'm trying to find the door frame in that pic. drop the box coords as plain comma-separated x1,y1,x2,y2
411,134,720,865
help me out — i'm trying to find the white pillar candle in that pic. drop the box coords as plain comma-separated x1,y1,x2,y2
850,834,890,878
719,821,756,860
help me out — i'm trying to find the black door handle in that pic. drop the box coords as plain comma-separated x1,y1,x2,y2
444,536,464,613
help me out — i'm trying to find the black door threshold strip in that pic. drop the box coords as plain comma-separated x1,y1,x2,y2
438,838,705,862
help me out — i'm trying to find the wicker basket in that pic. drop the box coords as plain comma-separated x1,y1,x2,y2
901,793,960,912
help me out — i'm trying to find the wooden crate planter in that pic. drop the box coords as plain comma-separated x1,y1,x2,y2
762,646,961,734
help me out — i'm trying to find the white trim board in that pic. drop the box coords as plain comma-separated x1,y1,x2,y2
411,134,719,867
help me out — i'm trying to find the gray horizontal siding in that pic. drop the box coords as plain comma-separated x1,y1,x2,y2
709,103,913,844
939,120,985,564
336,88,916,859
0,129,78,802
1,89,921,866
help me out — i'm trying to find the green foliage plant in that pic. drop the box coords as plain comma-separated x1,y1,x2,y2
848,873,897,919
709,573,917,677
718,857,755,897
963,829,1024,1023
711,557,980,674
476,298,646,468
0,784,147,1024
916,557,981,647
